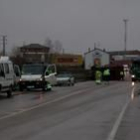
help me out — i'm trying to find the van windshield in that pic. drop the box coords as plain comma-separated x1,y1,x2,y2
22,65,45,75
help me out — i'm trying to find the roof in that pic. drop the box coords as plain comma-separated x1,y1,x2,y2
84,48,109,55
104,60,131,67
51,53,83,57
0,56,12,63
20,44,49,49
108,50,140,55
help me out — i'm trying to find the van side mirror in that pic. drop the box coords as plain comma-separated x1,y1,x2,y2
15,71,20,77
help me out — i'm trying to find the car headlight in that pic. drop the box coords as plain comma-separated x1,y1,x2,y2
131,75,135,78
40,78,43,81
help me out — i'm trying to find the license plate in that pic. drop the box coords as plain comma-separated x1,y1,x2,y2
27,86,34,89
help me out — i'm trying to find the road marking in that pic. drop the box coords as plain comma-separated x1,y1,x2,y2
0,88,92,120
107,100,130,140
0,82,121,121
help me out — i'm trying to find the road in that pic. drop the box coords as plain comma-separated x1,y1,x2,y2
0,81,139,140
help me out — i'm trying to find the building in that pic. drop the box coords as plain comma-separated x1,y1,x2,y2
51,54,83,66
109,50,140,61
20,44,50,63
84,48,110,70
108,50,140,67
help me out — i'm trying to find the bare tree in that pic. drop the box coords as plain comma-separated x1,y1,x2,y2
53,40,63,54
44,37,54,53
10,46,20,57
10,46,25,65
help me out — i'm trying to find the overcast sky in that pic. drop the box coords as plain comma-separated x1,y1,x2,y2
0,0,140,54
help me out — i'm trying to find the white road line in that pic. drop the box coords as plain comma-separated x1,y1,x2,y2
107,100,130,140
0,82,121,121
0,88,91,120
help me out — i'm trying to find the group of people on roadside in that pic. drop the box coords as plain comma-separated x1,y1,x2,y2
95,67,124,85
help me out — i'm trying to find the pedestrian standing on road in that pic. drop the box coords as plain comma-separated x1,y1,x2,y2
95,70,102,85
103,68,110,85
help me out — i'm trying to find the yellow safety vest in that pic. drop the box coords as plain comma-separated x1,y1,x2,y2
103,69,110,76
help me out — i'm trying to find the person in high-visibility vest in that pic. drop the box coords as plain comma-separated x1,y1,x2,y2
103,68,110,84
45,69,52,91
95,70,102,84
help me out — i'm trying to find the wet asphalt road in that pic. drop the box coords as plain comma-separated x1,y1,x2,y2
0,81,139,140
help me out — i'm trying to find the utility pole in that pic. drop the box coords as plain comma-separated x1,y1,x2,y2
1,35,7,56
123,19,128,59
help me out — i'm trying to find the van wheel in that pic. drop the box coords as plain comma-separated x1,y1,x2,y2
47,83,52,91
12,84,16,91
42,87,46,91
42,83,52,91
7,88,13,98
42,83,46,91
72,82,75,86
19,86,23,91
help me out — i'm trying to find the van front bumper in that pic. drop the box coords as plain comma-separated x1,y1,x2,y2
19,81,47,89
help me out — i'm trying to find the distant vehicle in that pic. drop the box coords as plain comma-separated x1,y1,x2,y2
131,58,140,82
19,64,57,91
56,73,75,86
0,56,15,98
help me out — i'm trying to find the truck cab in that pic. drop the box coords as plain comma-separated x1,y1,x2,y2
131,58,140,82
19,63,57,91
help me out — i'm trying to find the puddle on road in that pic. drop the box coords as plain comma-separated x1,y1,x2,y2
131,87,135,101
32,93,44,101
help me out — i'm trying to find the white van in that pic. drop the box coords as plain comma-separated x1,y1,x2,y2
0,57,15,98
19,63,57,91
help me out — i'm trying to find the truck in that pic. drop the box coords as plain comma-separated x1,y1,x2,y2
19,63,57,91
131,58,140,82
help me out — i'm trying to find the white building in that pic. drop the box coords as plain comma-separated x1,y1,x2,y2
84,48,110,70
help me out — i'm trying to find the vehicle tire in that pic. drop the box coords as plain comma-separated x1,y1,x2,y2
19,86,23,91
47,83,52,91
12,84,15,91
47,87,52,91
26,88,31,91
7,87,13,98
69,81,73,86
72,82,75,86
42,86,46,91
42,82,52,91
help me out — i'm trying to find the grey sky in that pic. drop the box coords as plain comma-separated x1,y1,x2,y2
0,0,140,54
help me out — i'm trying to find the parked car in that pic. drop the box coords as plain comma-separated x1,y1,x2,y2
131,58,140,82
56,73,75,86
